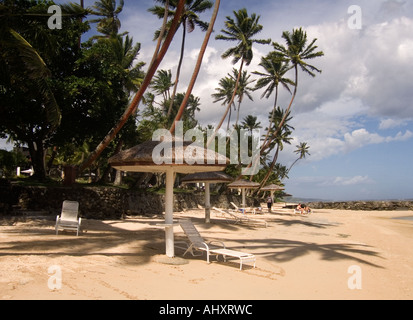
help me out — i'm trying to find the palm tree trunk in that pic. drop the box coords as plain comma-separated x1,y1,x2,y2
261,86,279,148
226,104,232,131
167,21,186,118
169,0,221,134
261,66,298,152
79,0,185,173
257,67,299,187
28,139,47,181
247,86,278,182
258,144,280,189
150,0,170,69
235,100,241,128
242,66,298,181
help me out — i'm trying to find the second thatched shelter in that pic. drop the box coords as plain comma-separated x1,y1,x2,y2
181,171,233,223
227,179,260,209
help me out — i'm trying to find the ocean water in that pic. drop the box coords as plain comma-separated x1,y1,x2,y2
393,216,413,222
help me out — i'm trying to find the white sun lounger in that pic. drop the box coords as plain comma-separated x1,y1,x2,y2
213,207,268,227
178,219,256,270
55,200,82,236
230,202,262,215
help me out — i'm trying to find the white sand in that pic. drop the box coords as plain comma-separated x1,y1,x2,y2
1,204,412,300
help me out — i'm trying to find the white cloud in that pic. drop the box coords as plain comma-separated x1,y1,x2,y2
290,175,374,188
331,176,373,187
379,118,407,130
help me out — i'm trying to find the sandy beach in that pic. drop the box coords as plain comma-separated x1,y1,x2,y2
1,203,412,300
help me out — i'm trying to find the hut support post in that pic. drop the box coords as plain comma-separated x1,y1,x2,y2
165,169,175,257
205,182,211,223
242,188,246,209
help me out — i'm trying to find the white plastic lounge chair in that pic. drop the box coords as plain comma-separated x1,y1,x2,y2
213,207,268,228
55,200,81,236
178,219,256,270
294,207,312,215
230,202,262,215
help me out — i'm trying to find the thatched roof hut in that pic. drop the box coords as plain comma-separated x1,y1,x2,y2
109,140,229,173
108,139,229,258
227,180,260,208
181,171,233,223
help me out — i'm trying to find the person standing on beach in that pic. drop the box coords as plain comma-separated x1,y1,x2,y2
267,196,273,212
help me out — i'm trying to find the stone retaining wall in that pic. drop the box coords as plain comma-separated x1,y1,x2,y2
0,185,257,219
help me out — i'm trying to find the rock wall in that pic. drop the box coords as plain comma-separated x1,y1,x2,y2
0,184,257,219
308,200,413,211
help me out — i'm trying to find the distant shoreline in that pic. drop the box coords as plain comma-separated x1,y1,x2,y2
305,200,413,211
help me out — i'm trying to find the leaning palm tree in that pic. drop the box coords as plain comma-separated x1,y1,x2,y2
169,0,220,134
258,107,293,188
263,27,324,150
208,8,270,145
253,52,294,148
247,28,323,183
287,142,310,174
149,0,214,117
80,0,186,173
212,75,237,131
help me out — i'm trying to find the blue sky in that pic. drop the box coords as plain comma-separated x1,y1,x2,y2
3,0,413,201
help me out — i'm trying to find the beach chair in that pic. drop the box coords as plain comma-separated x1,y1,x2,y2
213,207,268,228
294,206,312,215
55,200,82,236
178,219,256,270
230,202,262,215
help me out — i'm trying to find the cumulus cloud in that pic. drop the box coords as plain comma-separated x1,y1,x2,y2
329,175,373,187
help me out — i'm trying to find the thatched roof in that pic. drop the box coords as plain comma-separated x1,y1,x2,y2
227,179,260,189
181,171,233,184
261,184,285,191
108,140,229,174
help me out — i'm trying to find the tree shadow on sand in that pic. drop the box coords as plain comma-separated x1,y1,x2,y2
0,217,168,266
244,238,384,268
0,215,385,270
184,217,384,269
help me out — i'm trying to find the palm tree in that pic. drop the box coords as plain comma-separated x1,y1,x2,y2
150,69,174,105
208,8,270,145
106,34,145,95
253,52,294,148
149,0,214,117
231,68,255,127
80,0,186,173
264,27,324,149
247,28,323,185
241,115,261,135
257,107,293,188
169,0,220,134
90,0,125,37
212,76,236,131
287,142,310,174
